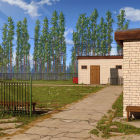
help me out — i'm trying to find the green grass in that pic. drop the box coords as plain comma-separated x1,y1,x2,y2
0,79,137,140
0,79,106,138
0,78,87,85
89,92,140,139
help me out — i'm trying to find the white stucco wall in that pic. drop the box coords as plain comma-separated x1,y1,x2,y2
123,41,140,118
78,59,123,85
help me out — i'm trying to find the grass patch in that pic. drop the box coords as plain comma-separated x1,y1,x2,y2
0,79,107,138
0,78,87,85
89,91,140,139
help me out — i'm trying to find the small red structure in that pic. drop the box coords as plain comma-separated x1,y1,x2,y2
73,77,78,83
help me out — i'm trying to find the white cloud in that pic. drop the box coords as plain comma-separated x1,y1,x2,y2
113,11,116,14
64,28,73,37
65,38,74,46
63,28,74,46
36,0,60,6
0,0,41,18
118,7,140,22
0,0,60,19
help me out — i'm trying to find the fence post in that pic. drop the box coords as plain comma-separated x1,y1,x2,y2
30,76,32,118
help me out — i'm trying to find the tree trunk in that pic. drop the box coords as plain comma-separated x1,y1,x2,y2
10,41,12,79
59,48,61,73
40,57,42,80
28,50,30,73
43,59,45,80
23,37,25,79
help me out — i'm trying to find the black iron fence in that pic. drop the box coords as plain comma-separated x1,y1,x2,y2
0,73,78,81
0,77,33,118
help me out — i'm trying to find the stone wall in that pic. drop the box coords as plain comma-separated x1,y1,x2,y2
123,41,140,118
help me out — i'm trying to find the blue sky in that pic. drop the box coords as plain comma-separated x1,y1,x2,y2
0,0,140,69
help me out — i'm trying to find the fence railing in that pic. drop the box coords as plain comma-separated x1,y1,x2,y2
0,73,78,81
108,77,123,85
78,46,123,56
0,77,33,118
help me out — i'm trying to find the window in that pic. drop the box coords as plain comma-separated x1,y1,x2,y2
81,65,87,69
116,65,122,69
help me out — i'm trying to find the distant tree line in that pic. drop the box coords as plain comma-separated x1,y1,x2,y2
0,9,130,76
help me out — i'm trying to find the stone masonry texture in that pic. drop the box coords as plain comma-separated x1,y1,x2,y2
123,41,140,118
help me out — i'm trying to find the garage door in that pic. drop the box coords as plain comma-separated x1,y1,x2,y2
90,65,100,84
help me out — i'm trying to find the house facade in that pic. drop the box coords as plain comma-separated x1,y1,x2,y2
77,56,123,85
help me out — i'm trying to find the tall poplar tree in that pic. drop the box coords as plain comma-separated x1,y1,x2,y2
106,10,115,55
7,16,15,78
72,30,79,73
27,43,31,73
33,20,41,74
21,18,30,79
15,20,23,75
85,17,91,56
40,16,50,76
46,32,53,74
98,17,105,55
89,9,99,56
96,24,101,56
1,23,10,73
50,10,59,74
55,26,61,73
75,14,82,56
116,10,130,55
58,11,66,74
0,44,8,71
80,13,87,56
38,34,44,79
100,22,108,56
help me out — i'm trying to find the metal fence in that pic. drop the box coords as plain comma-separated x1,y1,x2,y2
108,77,123,85
0,77,33,118
0,73,78,81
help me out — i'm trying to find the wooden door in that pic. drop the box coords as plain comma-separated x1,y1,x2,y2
90,65,100,84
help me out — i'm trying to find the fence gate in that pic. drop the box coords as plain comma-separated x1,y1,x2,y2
110,68,118,85
0,77,32,118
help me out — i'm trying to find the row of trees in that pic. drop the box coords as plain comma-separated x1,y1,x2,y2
69,9,130,73
0,9,130,76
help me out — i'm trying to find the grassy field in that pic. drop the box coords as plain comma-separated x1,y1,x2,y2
90,92,140,139
0,79,140,139
0,78,87,85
